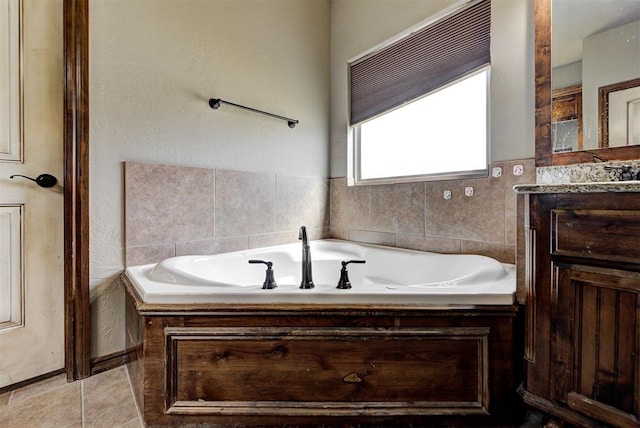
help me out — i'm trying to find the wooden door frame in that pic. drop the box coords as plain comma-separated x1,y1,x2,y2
63,0,90,381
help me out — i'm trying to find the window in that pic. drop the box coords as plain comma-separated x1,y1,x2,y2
348,0,491,185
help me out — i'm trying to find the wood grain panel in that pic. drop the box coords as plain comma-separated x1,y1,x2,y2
577,283,598,397
596,287,617,407
552,209,640,263
557,266,640,422
619,291,637,414
63,0,91,381
165,327,490,416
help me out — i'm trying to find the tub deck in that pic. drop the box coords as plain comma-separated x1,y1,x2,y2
125,239,516,305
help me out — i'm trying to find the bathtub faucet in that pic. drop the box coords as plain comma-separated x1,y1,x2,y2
299,226,314,289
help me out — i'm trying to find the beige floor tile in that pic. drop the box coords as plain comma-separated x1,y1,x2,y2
0,391,10,407
0,381,82,427
83,366,139,428
117,417,143,428
8,373,68,404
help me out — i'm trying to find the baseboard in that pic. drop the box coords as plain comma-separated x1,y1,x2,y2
90,348,136,376
0,349,136,393
0,368,66,394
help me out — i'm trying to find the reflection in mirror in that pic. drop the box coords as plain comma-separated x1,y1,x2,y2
551,0,640,152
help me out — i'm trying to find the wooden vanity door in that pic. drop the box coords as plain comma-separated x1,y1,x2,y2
552,264,640,427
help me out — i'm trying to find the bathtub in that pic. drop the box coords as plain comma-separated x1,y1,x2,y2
125,239,515,305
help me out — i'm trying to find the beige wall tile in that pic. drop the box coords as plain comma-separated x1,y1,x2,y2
276,176,329,231
247,229,328,249
125,244,175,266
330,178,371,230
176,236,248,256
370,183,425,234
461,240,515,264
505,215,517,245
425,177,505,243
124,162,214,247
249,230,299,249
215,169,275,237
329,226,350,240
348,229,395,247
396,234,461,254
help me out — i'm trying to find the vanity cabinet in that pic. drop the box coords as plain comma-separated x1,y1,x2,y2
521,192,640,427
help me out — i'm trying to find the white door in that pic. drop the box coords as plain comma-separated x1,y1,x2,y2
0,0,64,388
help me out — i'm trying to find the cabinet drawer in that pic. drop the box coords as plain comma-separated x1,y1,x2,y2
551,209,640,263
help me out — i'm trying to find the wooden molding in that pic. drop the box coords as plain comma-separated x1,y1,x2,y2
90,348,135,377
63,0,90,381
598,77,640,149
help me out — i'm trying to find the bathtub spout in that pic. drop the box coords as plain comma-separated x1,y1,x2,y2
299,226,314,289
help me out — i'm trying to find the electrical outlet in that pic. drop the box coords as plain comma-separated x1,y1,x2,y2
465,186,474,197
492,167,502,178
443,190,452,200
513,164,524,176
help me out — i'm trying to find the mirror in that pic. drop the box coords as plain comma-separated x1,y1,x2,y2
552,0,640,152
535,0,640,166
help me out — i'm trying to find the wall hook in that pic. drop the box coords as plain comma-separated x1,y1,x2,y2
208,98,299,128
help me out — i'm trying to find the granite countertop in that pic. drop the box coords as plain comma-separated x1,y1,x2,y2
513,181,640,194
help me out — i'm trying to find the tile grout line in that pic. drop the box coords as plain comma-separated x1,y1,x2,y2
6,378,69,406
126,367,144,427
80,378,85,428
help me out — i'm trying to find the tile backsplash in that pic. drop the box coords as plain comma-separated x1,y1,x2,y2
124,159,535,267
123,162,329,266
329,159,536,265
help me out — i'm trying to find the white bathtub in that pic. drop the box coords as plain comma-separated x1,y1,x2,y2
124,239,516,305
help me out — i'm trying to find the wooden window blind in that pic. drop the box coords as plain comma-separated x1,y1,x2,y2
349,0,491,126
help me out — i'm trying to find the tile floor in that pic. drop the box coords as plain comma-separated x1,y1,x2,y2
0,366,142,427
1,366,547,428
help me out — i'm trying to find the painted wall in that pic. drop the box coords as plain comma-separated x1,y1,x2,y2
329,0,535,177
552,61,582,90
89,0,331,357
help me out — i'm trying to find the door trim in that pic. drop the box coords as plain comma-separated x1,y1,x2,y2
63,0,90,381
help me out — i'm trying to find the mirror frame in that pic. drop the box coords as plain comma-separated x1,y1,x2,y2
535,0,640,166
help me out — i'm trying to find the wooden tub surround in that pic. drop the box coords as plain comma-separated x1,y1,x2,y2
122,274,519,427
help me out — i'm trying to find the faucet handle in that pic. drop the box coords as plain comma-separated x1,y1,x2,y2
248,260,277,289
336,260,366,289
